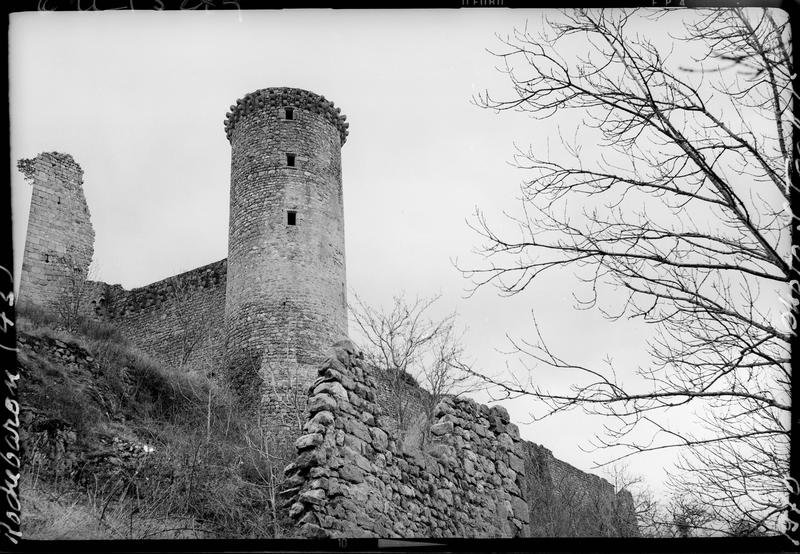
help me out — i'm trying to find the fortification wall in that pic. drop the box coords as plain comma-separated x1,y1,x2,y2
17,153,95,309
519,442,638,537
96,260,227,370
281,340,639,538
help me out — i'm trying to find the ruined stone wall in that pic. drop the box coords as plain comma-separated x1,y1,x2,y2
17,153,95,309
282,340,529,538
224,87,349,411
281,340,639,539
96,260,227,370
519,442,639,537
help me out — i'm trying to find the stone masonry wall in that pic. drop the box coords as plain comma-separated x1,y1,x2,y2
94,260,227,370
281,339,531,538
225,88,349,412
281,340,639,538
519,442,639,537
16,152,226,372
18,152,95,309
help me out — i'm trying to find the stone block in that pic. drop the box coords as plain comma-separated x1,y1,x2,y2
463,458,475,474
339,465,365,483
328,455,344,469
508,451,525,474
309,467,330,479
327,479,347,496
435,488,453,504
497,432,514,449
320,356,347,376
343,446,372,472
511,496,530,523
288,502,305,518
430,421,454,436
428,443,456,463
300,523,329,539
306,410,334,427
300,488,327,506
308,394,337,414
370,427,388,451
344,433,367,454
313,380,348,401
295,449,323,470
295,433,323,451
345,416,372,442
332,338,359,357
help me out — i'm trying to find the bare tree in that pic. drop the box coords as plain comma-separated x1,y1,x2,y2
259,358,310,437
241,416,296,538
349,293,476,441
51,247,96,332
667,497,716,538
460,8,792,534
522,459,639,537
166,277,212,369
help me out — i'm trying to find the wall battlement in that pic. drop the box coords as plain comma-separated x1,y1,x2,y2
225,86,348,412
83,260,228,369
102,259,227,318
224,87,349,144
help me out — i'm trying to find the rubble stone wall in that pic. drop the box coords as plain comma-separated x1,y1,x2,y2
281,340,639,538
97,260,228,370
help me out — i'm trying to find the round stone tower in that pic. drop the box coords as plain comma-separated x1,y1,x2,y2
223,87,349,414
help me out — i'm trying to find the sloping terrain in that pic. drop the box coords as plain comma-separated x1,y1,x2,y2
16,305,292,540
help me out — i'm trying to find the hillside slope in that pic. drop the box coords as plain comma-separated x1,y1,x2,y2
16,305,292,540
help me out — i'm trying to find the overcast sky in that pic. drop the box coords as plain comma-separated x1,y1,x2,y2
12,8,776,496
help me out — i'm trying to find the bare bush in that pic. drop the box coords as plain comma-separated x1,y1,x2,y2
349,293,477,442
50,248,96,333
166,276,214,369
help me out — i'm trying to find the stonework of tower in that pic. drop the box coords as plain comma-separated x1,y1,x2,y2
17,152,95,310
223,87,350,412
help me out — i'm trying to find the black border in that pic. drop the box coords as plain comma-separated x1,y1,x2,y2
2,1,798,552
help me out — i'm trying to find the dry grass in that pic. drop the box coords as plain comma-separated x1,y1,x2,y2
21,474,207,540
16,301,294,539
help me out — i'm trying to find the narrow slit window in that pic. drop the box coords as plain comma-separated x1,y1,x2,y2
286,153,296,167
284,107,294,120
287,210,297,226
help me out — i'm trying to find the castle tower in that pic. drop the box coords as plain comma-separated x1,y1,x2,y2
17,152,95,310
223,87,349,413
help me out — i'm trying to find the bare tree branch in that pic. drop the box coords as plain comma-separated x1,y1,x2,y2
461,8,792,534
